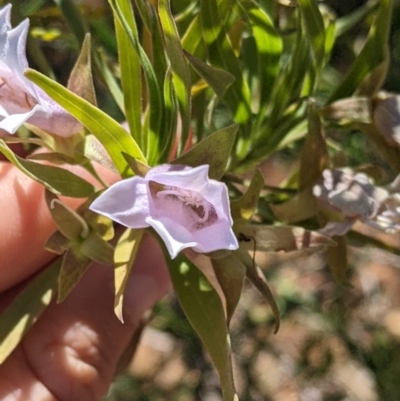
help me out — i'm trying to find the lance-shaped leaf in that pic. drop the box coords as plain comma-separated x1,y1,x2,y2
67,33,97,106
57,244,92,303
80,231,114,265
230,168,264,222
270,189,318,224
172,125,238,180
298,0,326,86
184,51,235,98
0,139,95,197
122,153,151,177
298,102,330,191
81,135,118,175
0,258,61,364
356,55,389,98
114,0,142,145
167,254,237,401
24,68,146,177
321,97,373,124
45,231,70,255
239,0,282,108
200,0,251,126
211,254,246,325
329,0,392,102
326,235,351,287
235,248,280,333
113,228,144,322
236,224,336,255
107,0,163,165
45,190,89,241
159,0,191,150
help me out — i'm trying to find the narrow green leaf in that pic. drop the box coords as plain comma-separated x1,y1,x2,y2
25,68,146,177
108,0,163,165
298,0,326,77
0,258,61,364
230,168,264,222
158,68,179,163
67,34,97,106
114,0,142,145
236,248,280,333
0,139,95,198
211,255,246,325
267,24,310,126
182,16,205,55
93,51,125,113
326,236,351,286
81,135,118,175
200,0,251,126
158,0,192,152
184,51,235,97
58,245,92,302
270,189,318,224
236,224,336,254
80,231,115,265
173,125,238,180
113,228,144,322
45,190,89,240
122,153,151,177
168,255,237,401
298,102,330,191
45,231,70,255
321,97,373,124
329,0,392,102
239,0,282,107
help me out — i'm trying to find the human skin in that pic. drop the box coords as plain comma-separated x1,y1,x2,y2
0,161,171,401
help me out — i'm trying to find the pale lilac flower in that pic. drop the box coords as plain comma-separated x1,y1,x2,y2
373,94,400,146
90,164,239,259
313,169,393,236
0,5,81,136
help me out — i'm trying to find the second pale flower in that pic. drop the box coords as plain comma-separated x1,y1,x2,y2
90,164,239,259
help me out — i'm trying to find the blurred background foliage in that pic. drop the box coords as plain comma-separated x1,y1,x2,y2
3,0,400,399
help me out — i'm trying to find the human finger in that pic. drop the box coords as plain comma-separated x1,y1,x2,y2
0,233,171,401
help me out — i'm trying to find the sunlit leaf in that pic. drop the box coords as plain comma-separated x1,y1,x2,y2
67,34,97,106
0,259,61,364
168,255,237,401
80,231,114,265
270,189,318,224
159,0,192,152
326,235,351,287
173,125,238,180
25,68,146,177
114,0,142,145
235,248,280,333
200,0,251,126
0,139,95,198
45,190,89,240
329,0,392,102
236,224,336,254
113,228,144,322
57,245,91,302
230,168,264,222
298,102,330,191
211,254,246,325
184,51,235,97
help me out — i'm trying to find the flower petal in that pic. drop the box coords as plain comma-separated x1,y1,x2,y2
192,220,239,253
146,216,197,259
0,104,44,134
90,177,150,229
147,164,211,192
